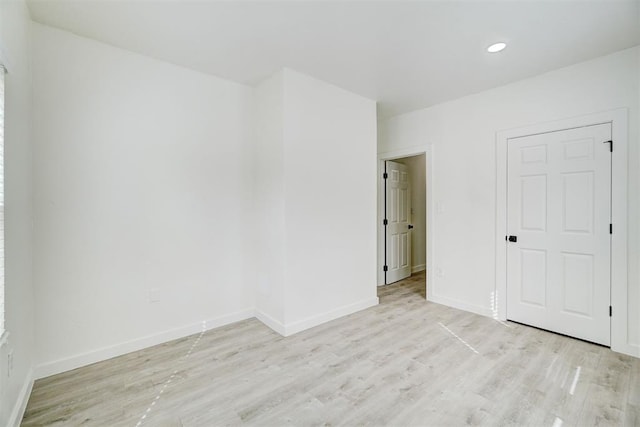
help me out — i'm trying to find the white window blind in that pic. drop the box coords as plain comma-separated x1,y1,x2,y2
0,67,5,336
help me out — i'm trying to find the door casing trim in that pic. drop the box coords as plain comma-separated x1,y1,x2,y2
496,108,634,356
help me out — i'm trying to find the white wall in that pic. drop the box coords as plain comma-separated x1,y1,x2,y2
253,71,286,327
253,69,378,334
31,25,379,376
32,24,256,377
0,0,35,425
379,47,640,353
636,50,640,348
282,69,378,331
395,155,426,272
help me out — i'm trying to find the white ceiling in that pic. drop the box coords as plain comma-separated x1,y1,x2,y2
27,0,640,118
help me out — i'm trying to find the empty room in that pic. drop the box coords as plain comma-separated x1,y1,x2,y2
1,0,639,425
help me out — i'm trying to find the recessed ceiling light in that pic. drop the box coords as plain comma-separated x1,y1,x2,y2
487,42,507,53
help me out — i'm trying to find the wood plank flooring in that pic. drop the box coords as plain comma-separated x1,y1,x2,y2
22,271,640,426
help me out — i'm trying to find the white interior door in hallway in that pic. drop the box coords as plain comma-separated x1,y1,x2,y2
506,123,612,346
385,160,412,284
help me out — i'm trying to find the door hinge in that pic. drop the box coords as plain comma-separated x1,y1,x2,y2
610,224,613,234
383,265,388,272
383,172,388,179
603,140,613,152
609,306,612,317
383,219,388,226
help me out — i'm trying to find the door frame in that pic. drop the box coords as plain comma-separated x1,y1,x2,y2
377,146,434,299
496,109,631,356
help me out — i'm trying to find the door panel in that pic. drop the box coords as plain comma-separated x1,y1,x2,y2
561,252,593,316
521,175,547,231
506,123,611,346
386,161,411,284
562,172,593,233
520,249,547,307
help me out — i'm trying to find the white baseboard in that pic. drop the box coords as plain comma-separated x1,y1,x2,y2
34,297,384,380
428,293,493,318
411,264,426,274
612,341,640,359
254,310,287,336
283,297,379,336
34,308,255,379
8,368,34,427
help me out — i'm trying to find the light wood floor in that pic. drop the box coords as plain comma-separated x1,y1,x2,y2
23,271,640,426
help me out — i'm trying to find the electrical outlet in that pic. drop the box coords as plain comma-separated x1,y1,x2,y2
436,268,444,278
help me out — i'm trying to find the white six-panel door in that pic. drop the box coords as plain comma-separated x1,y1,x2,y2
506,123,611,346
386,161,411,284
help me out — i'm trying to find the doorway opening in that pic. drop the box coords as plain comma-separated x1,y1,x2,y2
377,150,430,300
